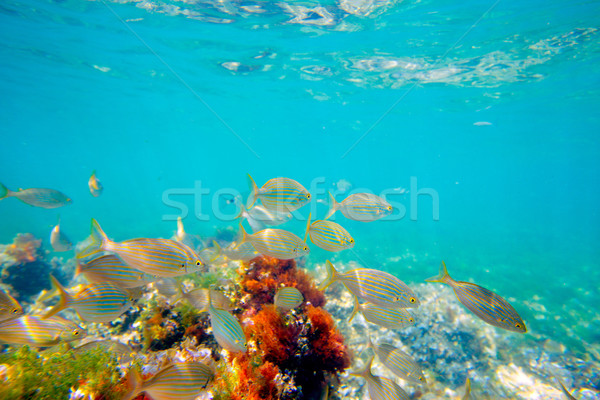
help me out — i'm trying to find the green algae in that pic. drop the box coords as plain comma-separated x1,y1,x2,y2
0,345,123,400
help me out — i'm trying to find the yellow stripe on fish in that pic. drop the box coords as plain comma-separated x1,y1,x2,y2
247,174,311,212
0,182,72,209
238,223,309,260
0,315,85,347
306,212,354,252
325,192,393,222
274,287,304,311
208,290,246,353
426,261,526,333
44,275,133,323
0,289,23,323
350,355,411,400
320,260,419,308
76,254,155,288
367,337,426,384
78,219,203,277
350,298,415,330
123,362,214,400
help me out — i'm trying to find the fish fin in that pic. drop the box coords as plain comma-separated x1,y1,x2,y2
43,275,71,319
237,222,249,246
552,375,574,399
235,203,247,220
77,218,108,259
74,260,83,277
246,174,259,209
349,294,360,322
324,191,339,220
209,240,221,262
0,182,11,200
121,367,143,400
318,260,340,291
464,376,471,396
425,261,453,284
304,212,312,243
349,355,374,379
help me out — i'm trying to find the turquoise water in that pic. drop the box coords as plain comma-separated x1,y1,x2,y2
1,0,599,383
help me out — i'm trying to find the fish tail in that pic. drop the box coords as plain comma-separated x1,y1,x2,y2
121,367,143,400
349,294,359,322
324,191,339,220
304,212,312,243
43,275,71,319
209,240,221,262
246,174,259,209
237,222,249,246
349,355,374,379
78,218,109,259
0,182,11,200
425,261,453,284
318,260,340,291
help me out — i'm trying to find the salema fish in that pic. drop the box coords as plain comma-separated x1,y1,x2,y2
350,355,410,400
79,219,203,277
320,260,419,308
246,174,311,212
325,192,392,222
426,261,526,333
0,315,85,347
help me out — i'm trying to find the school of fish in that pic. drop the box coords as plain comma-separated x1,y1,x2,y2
0,173,578,400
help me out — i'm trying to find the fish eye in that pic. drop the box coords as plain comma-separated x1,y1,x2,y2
73,330,80,336
196,261,201,266
515,323,522,329
181,263,185,269
419,377,424,382
306,193,311,199
303,246,308,251
11,308,19,314
409,318,414,323
349,238,354,243
409,297,416,303
387,206,392,211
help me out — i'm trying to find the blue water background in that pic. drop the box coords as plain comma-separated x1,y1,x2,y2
1,0,599,347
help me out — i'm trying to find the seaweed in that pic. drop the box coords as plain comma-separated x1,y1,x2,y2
0,345,124,400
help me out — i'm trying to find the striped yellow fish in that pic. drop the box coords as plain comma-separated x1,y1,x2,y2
463,376,471,400
326,192,392,222
44,275,133,323
0,289,23,323
320,260,419,308
247,174,311,212
238,223,309,260
76,254,155,288
426,261,526,333
350,299,415,330
73,339,133,362
78,219,203,277
274,287,304,311
305,212,354,252
0,182,72,209
0,315,85,347
123,362,214,400
88,170,103,197
367,337,426,384
50,216,72,252
175,287,231,312
208,290,246,353
350,355,411,400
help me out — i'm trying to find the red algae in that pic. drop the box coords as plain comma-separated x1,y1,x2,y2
239,255,325,312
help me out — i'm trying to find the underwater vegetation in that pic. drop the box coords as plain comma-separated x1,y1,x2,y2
0,345,125,400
